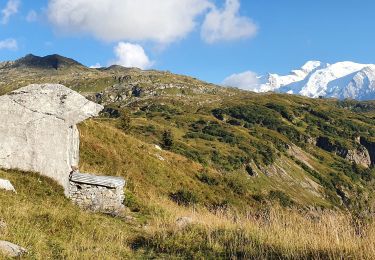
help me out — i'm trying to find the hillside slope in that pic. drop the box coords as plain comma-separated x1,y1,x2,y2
2,54,375,257
2,54,375,213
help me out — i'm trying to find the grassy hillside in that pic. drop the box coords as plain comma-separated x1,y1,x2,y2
1,138,375,258
2,54,375,257
1,103,375,258
96,91,375,213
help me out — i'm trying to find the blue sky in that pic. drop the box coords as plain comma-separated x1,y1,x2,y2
1,0,375,85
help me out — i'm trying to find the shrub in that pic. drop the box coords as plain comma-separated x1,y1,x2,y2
268,190,294,207
170,189,199,206
227,119,242,126
198,171,219,186
225,174,248,195
118,110,131,131
265,103,294,121
173,143,206,164
212,108,225,120
161,130,174,150
225,105,282,130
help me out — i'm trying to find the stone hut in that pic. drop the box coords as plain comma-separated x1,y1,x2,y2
69,172,126,213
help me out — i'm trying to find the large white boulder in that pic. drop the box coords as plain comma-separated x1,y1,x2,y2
0,240,27,257
0,84,103,195
0,179,15,192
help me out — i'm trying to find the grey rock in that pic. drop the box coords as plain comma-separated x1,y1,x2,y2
0,179,15,192
0,219,6,230
69,172,125,213
176,217,194,228
345,147,371,168
0,240,27,258
0,84,103,195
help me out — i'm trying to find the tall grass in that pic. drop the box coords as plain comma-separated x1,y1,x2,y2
1,169,375,259
136,198,375,259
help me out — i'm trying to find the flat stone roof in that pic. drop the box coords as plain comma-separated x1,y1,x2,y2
70,172,125,188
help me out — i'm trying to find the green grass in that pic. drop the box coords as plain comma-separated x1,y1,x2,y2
3,59,375,257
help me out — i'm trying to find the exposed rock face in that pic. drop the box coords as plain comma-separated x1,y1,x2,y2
0,84,103,195
0,179,16,192
0,240,27,257
316,136,371,167
345,147,371,168
360,137,375,166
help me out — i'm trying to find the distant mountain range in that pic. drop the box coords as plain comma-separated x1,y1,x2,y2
0,54,86,70
256,61,375,100
2,54,375,101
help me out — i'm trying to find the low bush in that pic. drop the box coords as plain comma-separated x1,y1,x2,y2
170,189,199,206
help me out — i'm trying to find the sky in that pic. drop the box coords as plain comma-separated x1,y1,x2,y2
1,0,375,87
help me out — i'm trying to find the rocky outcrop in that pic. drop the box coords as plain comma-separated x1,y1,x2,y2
0,179,16,192
316,136,371,167
0,84,103,195
316,136,339,153
0,240,27,257
360,137,375,166
345,147,371,168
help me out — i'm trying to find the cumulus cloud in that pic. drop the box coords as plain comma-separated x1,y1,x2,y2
1,0,20,24
0,38,18,50
26,10,38,22
109,42,153,69
201,0,257,43
90,63,102,69
47,0,257,44
47,0,213,44
223,71,260,91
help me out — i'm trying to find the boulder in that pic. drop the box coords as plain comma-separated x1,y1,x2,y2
360,137,375,166
0,179,15,192
316,136,371,167
345,147,371,168
176,217,194,228
0,84,103,195
0,219,6,230
0,241,27,258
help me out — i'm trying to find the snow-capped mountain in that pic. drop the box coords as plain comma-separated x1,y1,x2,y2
257,61,375,100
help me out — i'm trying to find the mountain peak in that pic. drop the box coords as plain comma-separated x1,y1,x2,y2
301,60,323,73
13,54,85,70
258,60,375,100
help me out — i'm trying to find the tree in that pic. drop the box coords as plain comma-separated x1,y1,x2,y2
162,130,174,150
118,110,131,132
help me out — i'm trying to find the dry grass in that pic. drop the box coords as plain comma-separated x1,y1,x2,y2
1,119,375,258
1,169,375,259
0,170,138,259
138,198,375,259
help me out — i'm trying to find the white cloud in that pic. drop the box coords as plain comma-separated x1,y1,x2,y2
47,0,213,44
26,10,38,22
90,63,101,69
223,70,259,91
0,38,18,50
1,0,20,24
201,0,257,43
109,42,153,69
